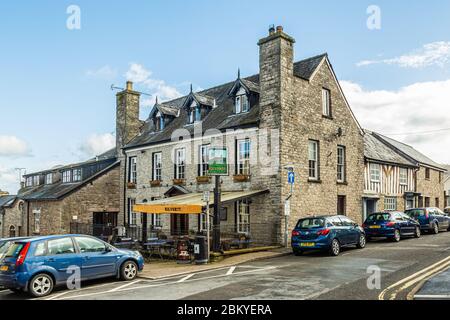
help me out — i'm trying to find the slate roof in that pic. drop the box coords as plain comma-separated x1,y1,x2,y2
0,195,17,208
371,132,446,171
364,131,416,167
19,160,120,201
125,54,328,150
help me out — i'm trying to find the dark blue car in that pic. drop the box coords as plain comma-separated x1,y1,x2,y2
291,215,366,256
405,208,450,234
363,211,421,242
0,235,144,297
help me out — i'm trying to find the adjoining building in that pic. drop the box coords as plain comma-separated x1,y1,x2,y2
363,131,447,219
118,26,366,246
0,194,23,238
18,149,120,240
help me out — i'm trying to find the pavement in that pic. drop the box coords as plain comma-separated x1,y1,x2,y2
413,266,450,300
139,247,291,279
0,231,449,300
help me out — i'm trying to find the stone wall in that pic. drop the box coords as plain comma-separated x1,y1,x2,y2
416,167,445,209
1,200,24,238
26,165,120,235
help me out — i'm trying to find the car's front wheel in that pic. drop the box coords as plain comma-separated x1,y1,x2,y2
432,223,439,234
120,260,138,281
356,234,366,249
392,229,401,242
414,226,421,238
329,239,341,256
28,273,54,298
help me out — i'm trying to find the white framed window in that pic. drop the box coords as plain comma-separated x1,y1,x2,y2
152,152,162,181
237,139,251,175
399,168,408,185
45,173,53,185
235,94,249,114
62,170,71,183
72,168,82,182
152,214,162,228
128,157,137,184
199,144,209,176
26,177,33,187
175,148,186,179
337,146,346,182
308,140,319,180
33,175,40,186
127,198,137,226
384,197,397,211
322,88,331,117
33,210,41,234
236,200,250,234
370,163,381,182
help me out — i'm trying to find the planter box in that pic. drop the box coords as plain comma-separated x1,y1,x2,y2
127,182,136,189
173,179,186,186
233,174,251,182
150,180,161,187
196,176,211,184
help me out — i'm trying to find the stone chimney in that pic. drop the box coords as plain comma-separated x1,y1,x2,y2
258,25,295,130
116,81,141,155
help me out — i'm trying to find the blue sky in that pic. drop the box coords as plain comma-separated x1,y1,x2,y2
1,0,450,193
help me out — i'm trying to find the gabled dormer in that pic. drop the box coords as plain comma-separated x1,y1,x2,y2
182,86,215,124
149,97,180,132
228,70,259,115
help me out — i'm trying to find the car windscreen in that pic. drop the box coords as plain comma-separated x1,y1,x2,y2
366,213,391,222
405,209,425,218
296,218,325,229
4,242,26,258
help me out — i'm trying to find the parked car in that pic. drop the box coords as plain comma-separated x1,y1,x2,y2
444,207,450,215
291,215,366,257
363,211,421,242
0,234,144,297
405,208,450,234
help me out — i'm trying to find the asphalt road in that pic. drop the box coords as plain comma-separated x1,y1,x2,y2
1,231,449,300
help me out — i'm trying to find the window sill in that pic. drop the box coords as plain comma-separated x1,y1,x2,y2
337,181,348,185
322,115,333,120
308,179,322,184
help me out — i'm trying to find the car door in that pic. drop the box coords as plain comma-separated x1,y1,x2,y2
73,236,118,280
434,208,448,229
340,216,360,244
401,213,417,234
45,237,82,284
329,216,347,245
393,213,409,235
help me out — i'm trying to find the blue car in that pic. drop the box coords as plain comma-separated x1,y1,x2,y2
405,208,450,234
363,211,421,242
291,215,366,256
0,234,144,297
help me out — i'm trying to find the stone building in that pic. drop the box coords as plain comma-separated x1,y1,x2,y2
363,131,447,218
442,165,450,208
18,149,120,238
0,194,24,238
118,26,366,246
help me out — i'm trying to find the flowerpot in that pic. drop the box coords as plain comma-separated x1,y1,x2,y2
150,180,161,187
196,176,211,184
233,174,251,182
127,182,136,189
173,179,186,185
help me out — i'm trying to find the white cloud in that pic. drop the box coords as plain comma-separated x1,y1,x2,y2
86,65,118,80
0,136,31,158
341,80,450,164
79,133,115,157
125,63,182,107
357,41,450,68
0,165,19,194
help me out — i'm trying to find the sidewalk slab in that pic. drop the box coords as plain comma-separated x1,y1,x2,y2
414,266,450,300
139,248,291,280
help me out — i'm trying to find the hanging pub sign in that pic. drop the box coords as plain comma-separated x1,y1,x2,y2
208,147,229,176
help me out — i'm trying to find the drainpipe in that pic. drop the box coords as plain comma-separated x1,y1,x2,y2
122,148,128,228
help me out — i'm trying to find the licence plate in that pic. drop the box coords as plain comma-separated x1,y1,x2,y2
0,266,8,272
300,242,315,247
369,225,381,229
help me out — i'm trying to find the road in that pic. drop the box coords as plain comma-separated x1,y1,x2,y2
1,231,449,300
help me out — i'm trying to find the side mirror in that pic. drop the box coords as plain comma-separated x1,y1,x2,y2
104,246,112,253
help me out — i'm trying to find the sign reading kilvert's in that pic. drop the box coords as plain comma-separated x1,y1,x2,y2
208,147,228,176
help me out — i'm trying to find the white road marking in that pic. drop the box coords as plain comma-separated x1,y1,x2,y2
42,281,121,300
108,280,140,292
177,274,195,282
52,266,277,300
226,266,236,275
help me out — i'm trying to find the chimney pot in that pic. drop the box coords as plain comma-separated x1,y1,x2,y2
269,25,275,35
276,25,283,33
126,81,133,91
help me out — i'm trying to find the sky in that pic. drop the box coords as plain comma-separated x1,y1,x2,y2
1,0,450,193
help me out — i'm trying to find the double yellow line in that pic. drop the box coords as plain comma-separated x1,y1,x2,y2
379,255,450,300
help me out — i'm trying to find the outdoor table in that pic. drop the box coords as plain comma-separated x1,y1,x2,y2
143,240,169,260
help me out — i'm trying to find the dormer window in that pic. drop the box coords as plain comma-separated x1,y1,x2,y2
45,173,53,185
235,94,249,114
155,112,165,131
188,101,201,124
